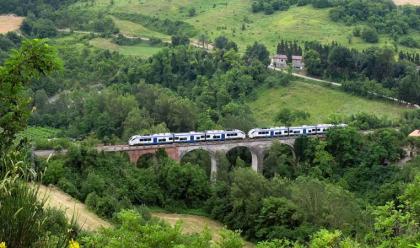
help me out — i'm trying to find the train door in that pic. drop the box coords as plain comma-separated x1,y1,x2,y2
190,135,195,143
221,134,225,141
153,137,157,144
303,128,307,135
270,131,274,137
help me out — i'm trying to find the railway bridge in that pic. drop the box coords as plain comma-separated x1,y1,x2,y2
98,137,299,179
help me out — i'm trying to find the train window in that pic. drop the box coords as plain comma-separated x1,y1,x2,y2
201,136,205,139
169,138,173,140
180,137,187,141
214,136,220,139
175,137,180,140
308,130,311,133
317,129,321,131
284,131,288,133
294,131,300,134
206,135,211,138
196,137,200,140
158,139,166,142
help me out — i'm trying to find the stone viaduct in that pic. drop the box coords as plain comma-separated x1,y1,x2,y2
98,138,297,179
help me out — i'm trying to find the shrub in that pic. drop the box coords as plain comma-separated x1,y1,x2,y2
361,27,379,43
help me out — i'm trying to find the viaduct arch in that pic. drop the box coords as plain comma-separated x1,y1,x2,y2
119,138,297,180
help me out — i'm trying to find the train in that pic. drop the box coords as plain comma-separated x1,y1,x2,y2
128,124,347,146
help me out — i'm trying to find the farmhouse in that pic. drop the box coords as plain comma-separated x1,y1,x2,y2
292,55,304,70
271,54,288,68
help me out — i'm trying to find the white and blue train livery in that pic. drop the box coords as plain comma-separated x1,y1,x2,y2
128,124,346,146
128,129,246,146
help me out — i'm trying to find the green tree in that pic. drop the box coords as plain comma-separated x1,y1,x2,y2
361,27,379,43
0,39,61,157
244,42,270,66
304,50,323,76
274,108,310,126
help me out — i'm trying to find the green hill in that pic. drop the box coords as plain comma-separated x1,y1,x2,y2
72,0,420,53
247,80,409,126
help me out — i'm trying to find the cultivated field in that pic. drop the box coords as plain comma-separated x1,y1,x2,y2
0,15,23,33
394,0,420,5
248,80,409,126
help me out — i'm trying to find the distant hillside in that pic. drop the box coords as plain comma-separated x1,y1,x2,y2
71,0,420,53
248,80,409,126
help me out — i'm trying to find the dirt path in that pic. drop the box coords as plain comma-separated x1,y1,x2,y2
36,184,112,232
152,212,254,247
0,15,24,33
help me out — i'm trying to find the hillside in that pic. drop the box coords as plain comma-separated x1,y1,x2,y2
71,0,420,53
37,184,112,232
248,80,408,126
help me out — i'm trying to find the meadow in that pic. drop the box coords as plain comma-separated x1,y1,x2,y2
89,37,165,58
72,0,420,53
248,80,409,126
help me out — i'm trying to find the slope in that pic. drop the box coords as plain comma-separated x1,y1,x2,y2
248,80,409,126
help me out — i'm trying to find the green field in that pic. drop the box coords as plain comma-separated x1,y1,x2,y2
111,16,171,41
89,38,165,58
19,127,61,140
72,0,420,53
248,80,409,126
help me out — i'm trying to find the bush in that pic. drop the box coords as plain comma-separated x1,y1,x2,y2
400,37,419,48
361,27,379,43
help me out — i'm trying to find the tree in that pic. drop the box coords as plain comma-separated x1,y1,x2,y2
361,27,379,43
304,49,323,76
274,108,310,126
0,39,62,156
171,35,190,46
244,42,270,66
215,36,229,50
188,7,196,17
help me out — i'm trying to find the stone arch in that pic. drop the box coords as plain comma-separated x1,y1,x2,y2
262,141,296,178
179,147,219,180
225,145,253,170
180,148,212,178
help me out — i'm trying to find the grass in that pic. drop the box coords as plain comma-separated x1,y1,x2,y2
247,80,409,126
89,37,164,58
71,0,420,53
111,16,170,41
20,127,61,141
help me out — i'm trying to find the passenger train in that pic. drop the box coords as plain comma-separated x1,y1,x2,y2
128,124,347,146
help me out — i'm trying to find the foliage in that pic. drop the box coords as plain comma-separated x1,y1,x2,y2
82,209,243,248
274,108,310,126
0,39,62,156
